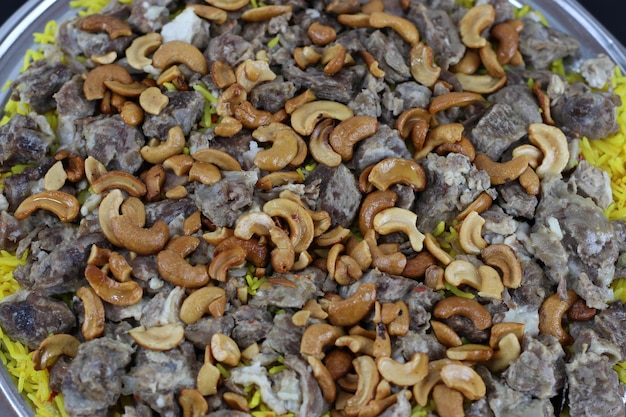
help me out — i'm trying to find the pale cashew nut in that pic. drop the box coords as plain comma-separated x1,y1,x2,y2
539,290,579,345
424,233,454,266
489,322,525,349
252,122,300,171
290,100,354,136
76,286,105,341
98,189,124,246
197,358,220,396
369,11,419,45
433,296,492,330
480,243,522,288
528,123,569,178
139,86,170,116
83,64,133,101
512,144,543,169
294,46,322,70
211,333,241,366
241,5,292,22
477,265,505,300
43,160,67,191
263,198,315,253
235,59,276,92
32,334,81,371
78,14,132,40
300,322,345,359
179,286,227,324
486,332,522,372
327,282,376,327
337,13,372,28
473,153,530,185
373,207,425,252
458,210,487,255
152,41,209,75
309,118,342,167
204,0,249,11
446,343,493,362
376,353,428,386
207,246,246,282
444,259,482,291
306,356,337,403
360,50,385,78
179,389,209,417
459,4,495,48
432,384,464,417
368,157,427,192
189,162,222,186
14,190,80,222
412,359,459,407
140,125,186,164
329,116,379,161
84,264,143,306
129,323,185,351
454,73,507,94
410,42,441,88
440,363,486,400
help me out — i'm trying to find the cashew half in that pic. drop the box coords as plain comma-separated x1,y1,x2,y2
263,198,315,253
368,158,427,192
14,190,80,222
433,296,492,330
459,4,495,48
373,207,425,252
141,125,186,164
180,286,227,324
410,42,441,88
327,282,377,327
152,41,209,75
83,64,133,101
376,353,428,386
329,116,379,161
126,33,163,71
32,334,81,371
480,243,522,288
301,323,345,359
76,286,105,341
290,100,354,136
458,210,487,255
539,290,579,345
84,264,143,306
111,215,170,255
252,122,300,171
528,123,569,178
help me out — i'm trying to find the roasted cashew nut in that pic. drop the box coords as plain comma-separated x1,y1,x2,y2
78,14,132,40
327,282,377,327
410,42,441,88
152,41,209,75
84,264,143,306
454,73,507,94
263,198,315,254
433,296,493,331
300,323,345,359
290,100,354,136
252,122,300,172
459,4,495,48
141,125,186,164
444,259,482,291
111,215,170,256
458,210,488,255
369,11,420,45
480,243,522,288
368,157,427,192
376,353,428,386
14,190,80,222
32,334,81,371
207,246,246,282
129,323,185,351
373,207,425,252
179,286,227,324
538,290,579,345
126,33,163,71
440,363,486,400
528,123,570,178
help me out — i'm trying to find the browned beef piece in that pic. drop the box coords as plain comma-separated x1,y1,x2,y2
0,114,54,170
192,171,258,228
62,338,133,417
10,58,72,113
468,103,529,160
144,196,198,227
509,258,550,310
518,18,579,70
2,157,55,210
414,153,492,232
592,301,626,358
121,404,154,417
408,3,465,70
552,84,620,140
503,334,565,399
205,33,255,68
0,290,76,350
82,115,144,173
142,91,205,139
568,160,613,209
566,351,626,417
392,330,447,361
54,75,95,118
230,305,273,348
128,1,169,34
281,62,361,104
122,343,197,416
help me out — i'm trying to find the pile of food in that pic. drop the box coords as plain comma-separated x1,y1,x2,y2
1,0,626,416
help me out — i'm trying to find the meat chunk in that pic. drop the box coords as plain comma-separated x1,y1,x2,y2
469,103,530,160
281,62,360,104
496,182,537,219
502,334,565,399
592,301,626,358
231,305,273,349
205,33,255,67
414,153,493,232
0,290,76,350
82,115,144,173
0,114,55,169
193,171,258,228
11,58,72,113
122,343,196,416
142,91,205,139
580,53,616,89
364,30,410,84
128,1,169,34
249,269,322,310
284,355,329,417
57,16,133,59
518,18,579,70
261,313,304,355
249,81,298,114
566,351,625,417
352,125,410,173
184,315,235,348
62,338,133,417
568,160,613,209
306,163,361,228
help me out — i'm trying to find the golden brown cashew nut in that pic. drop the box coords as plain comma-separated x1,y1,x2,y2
14,190,80,222
140,125,186,164
111,215,170,256
306,356,337,403
32,334,81,371
211,333,241,366
234,211,295,273
301,323,346,359
423,233,454,266
98,189,124,246
410,42,441,88
479,43,506,78
373,207,425,252
368,158,427,191
208,245,246,282
187,4,228,24
158,247,211,289
320,44,349,75
152,41,209,75
235,59,277,92
456,191,493,221
179,286,227,324
139,86,169,116
412,359,459,406
252,122,300,171
346,355,380,410
450,48,481,74
433,296,492,330
78,14,132,39
83,64,133,101
491,21,521,65
307,22,337,46
290,100,354,136
192,148,242,171
473,153,530,185
85,264,143,306
432,384,464,417
327,282,377,327
204,0,249,11
358,189,398,237
263,198,315,253
431,320,463,347
364,229,407,275
329,116,379,161
440,363,486,400
454,73,507,94
414,123,464,160
179,389,209,417
129,323,185,351
446,343,493,362
539,290,579,345
241,5,293,22
369,11,420,45
429,91,485,114
528,123,569,178
480,243,522,288
91,170,147,197
309,118,342,167
293,46,322,70
76,286,105,341
459,4,495,48
458,210,487,255
376,353,428,386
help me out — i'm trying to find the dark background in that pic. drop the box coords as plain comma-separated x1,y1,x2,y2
1,0,625,52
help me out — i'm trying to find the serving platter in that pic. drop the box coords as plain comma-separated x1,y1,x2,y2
0,0,625,416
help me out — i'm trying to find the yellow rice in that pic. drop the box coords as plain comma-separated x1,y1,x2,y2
1,0,626,415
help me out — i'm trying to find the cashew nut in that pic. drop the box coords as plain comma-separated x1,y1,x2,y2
14,190,80,222
178,389,209,417
290,100,354,136
78,14,132,40
431,320,463,348
111,215,170,255
204,0,249,11
376,353,428,386
76,286,105,341
414,123,464,160
440,363,486,400
480,243,522,288
129,323,185,351
528,123,569,178
241,5,292,22
458,210,487,255
444,259,482,291
446,343,493,362
410,42,441,88
432,384,464,417
84,264,143,306
454,72,507,94
329,116,379,161
486,332,522,372
192,148,242,171
473,153,530,185
141,125,186,164
306,355,337,403
433,296,492,331
158,246,211,288
252,122,300,171
152,41,209,75
301,323,345,359
263,198,315,253
429,91,484,114
539,290,579,345
369,11,419,45
345,355,380,409
211,333,241,366
235,59,276,92
208,245,246,282
309,118,342,167
179,286,227,324
83,64,133,101
368,157,427,192
32,334,81,371
459,4,495,48
373,207,425,252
